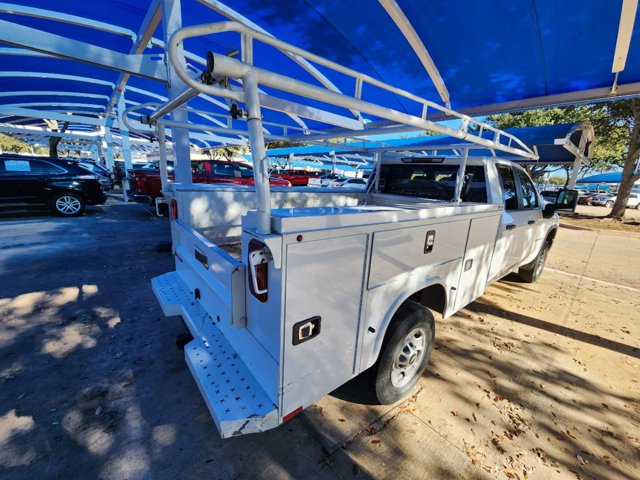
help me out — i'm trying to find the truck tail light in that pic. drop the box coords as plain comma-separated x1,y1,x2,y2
248,239,268,303
170,199,178,220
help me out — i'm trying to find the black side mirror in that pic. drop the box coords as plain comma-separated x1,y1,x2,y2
555,189,578,211
543,203,556,219
543,189,578,218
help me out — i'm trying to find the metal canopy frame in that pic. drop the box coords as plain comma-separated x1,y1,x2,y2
125,19,540,233
0,0,629,215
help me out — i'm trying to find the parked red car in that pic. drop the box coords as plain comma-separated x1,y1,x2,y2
129,160,291,204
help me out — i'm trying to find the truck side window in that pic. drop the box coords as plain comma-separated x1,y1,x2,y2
496,165,518,210
213,162,234,177
515,169,539,209
378,164,487,202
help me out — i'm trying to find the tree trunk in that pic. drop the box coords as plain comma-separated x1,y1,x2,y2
609,157,640,217
609,100,640,219
48,137,61,158
47,121,70,159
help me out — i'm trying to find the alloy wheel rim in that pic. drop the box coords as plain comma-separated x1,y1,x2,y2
534,248,547,279
391,327,427,388
55,196,81,214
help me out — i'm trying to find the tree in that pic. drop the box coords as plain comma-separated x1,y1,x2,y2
0,133,31,153
607,99,640,218
205,145,249,160
486,105,627,180
44,119,70,158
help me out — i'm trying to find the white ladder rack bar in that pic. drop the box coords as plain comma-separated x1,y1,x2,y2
160,21,537,161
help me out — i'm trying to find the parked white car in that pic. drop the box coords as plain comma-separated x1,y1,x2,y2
327,177,368,190
308,173,344,186
591,194,615,207
592,193,640,208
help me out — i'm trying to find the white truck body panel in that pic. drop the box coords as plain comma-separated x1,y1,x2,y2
153,156,559,437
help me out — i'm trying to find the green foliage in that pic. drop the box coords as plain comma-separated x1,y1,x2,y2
547,176,566,185
0,133,31,153
204,145,250,160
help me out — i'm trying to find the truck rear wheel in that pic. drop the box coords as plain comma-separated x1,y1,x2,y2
371,300,435,404
518,241,549,283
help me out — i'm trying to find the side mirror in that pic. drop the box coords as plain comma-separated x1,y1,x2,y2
542,203,556,219
555,189,578,211
543,189,578,218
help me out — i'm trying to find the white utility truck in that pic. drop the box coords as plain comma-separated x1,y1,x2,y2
132,21,578,437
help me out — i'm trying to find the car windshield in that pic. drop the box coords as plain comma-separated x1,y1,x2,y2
80,162,108,175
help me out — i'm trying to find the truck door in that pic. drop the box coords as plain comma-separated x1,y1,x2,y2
512,166,545,262
488,164,529,281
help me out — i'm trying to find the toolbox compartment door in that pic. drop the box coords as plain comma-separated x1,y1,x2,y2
281,233,368,415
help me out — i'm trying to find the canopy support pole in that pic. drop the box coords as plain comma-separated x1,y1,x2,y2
118,93,133,201
243,71,271,235
103,127,115,173
161,0,192,185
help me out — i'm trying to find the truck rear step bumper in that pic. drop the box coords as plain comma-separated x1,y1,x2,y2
152,272,278,437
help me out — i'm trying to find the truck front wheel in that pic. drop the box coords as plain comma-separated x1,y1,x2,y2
371,300,435,404
518,241,549,283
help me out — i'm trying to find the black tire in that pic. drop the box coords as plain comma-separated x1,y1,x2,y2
50,192,86,216
636,203,640,210
370,300,435,405
518,241,549,283
605,200,614,208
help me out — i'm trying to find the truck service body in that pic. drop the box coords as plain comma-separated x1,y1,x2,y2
152,155,565,437
131,20,577,438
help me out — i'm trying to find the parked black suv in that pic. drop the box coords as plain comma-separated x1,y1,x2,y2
0,155,107,216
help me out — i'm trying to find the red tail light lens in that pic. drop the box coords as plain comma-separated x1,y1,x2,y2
170,199,178,220
248,239,268,303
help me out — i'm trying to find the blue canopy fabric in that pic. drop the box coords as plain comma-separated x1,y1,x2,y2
0,1,637,142
577,172,638,183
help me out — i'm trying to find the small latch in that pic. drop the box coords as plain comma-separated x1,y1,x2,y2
464,259,473,271
424,230,436,254
292,316,321,345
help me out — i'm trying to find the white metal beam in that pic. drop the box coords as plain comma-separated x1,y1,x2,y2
162,0,192,184
378,0,450,107
0,71,115,88
4,102,105,111
425,82,640,120
0,91,110,101
612,0,638,73
0,106,106,126
0,20,167,81
0,124,99,141
108,0,163,111
0,3,138,41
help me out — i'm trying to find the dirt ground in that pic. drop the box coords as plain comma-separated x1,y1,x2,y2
1,196,639,480
559,204,640,233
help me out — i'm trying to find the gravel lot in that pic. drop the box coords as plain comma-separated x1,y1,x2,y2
1,197,638,480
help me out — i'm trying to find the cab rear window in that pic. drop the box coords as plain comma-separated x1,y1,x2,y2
378,164,487,202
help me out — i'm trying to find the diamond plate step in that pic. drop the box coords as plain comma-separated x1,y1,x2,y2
152,272,278,437
185,336,278,438
152,272,208,337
